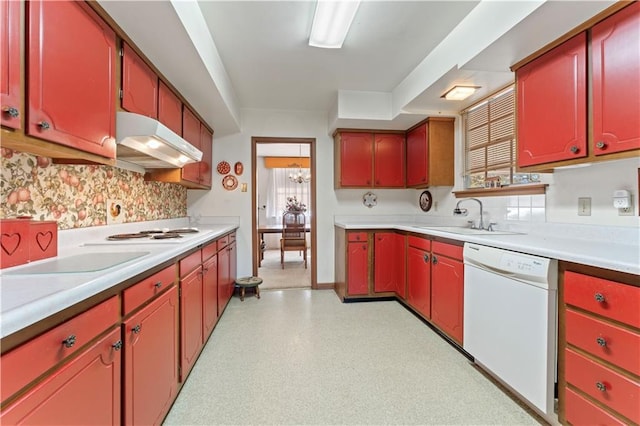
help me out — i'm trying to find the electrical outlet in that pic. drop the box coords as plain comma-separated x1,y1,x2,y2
619,205,635,216
578,197,591,216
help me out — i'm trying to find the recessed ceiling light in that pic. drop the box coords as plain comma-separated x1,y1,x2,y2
309,0,361,49
441,85,480,101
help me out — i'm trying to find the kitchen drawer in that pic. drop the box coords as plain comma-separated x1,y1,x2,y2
564,271,640,328
123,265,176,315
408,235,430,251
1,296,119,403
217,235,230,249
347,232,368,243
565,348,640,423
432,241,463,260
179,250,202,278
566,308,640,376
565,387,626,426
202,240,217,261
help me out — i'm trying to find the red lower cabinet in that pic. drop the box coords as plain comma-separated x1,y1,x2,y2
407,238,431,319
180,267,203,381
430,243,464,344
1,328,122,425
373,232,406,298
218,244,230,314
203,255,219,339
123,286,178,426
347,240,369,295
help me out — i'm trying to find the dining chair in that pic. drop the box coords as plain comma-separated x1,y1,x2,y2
280,211,307,269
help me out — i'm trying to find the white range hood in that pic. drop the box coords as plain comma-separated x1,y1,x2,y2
116,112,203,170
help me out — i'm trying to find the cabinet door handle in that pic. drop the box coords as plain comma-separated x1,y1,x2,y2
432,255,438,265
596,337,607,347
595,381,607,392
62,334,77,348
112,340,123,351
38,121,51,130
594,293,606,303
362,244,367,250
595,141,606,150
423,253,429,263
3,107,19,118
132,324,142,334
154,281,162,289
569,145,579,154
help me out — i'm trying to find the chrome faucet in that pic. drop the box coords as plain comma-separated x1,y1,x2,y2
453,198,485,230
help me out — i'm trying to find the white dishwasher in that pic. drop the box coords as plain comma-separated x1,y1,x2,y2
463,243,557,421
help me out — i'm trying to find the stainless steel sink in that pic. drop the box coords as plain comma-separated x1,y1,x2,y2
2,251,150,274
414,226,522,236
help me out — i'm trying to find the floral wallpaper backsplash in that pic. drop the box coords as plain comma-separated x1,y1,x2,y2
1,149,187,229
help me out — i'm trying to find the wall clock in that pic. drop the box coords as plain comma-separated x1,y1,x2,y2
363,192,377,208
419,190,433,212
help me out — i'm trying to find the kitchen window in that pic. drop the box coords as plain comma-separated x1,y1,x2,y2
462,85,540,189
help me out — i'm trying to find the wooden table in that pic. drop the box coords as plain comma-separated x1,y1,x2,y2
258,224,310,266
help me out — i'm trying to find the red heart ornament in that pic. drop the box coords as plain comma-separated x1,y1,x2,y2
1,233,22,256
36,231,53,252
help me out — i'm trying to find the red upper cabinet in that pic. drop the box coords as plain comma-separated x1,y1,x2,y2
199,124,213,187
374,133,405,187
121,42,158,119
181,107,201,184
517,33,587,167
405,118,455,188
406,123,427,186
1,0,21,129
337,132,373,187
591,2,640,156
27,0,117,158
158,81,182,136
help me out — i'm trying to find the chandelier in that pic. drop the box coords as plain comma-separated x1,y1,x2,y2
289,145,311,184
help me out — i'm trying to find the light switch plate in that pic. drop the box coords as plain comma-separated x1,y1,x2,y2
106,199,124,224
578,197,591,216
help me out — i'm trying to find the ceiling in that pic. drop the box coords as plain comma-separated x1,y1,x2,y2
98,0,616,142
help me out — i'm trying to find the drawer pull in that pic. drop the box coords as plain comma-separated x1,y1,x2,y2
112,340,123,351
595,381,607,392
596,337,607,347
570,145,579,154
154,281,162,289
132,324,141,334
3,106,19,118
594,293,606,303
62,334,76,348
38,121,51,130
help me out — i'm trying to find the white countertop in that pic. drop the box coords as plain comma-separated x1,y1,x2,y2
335,220,640,276
0,219,238,339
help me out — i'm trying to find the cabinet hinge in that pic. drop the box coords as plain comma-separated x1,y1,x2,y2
119,88,123,99
119,48,124,57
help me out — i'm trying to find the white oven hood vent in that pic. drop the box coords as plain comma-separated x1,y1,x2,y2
116,112,203,169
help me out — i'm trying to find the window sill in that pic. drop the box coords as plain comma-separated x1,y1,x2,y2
453,183,547,198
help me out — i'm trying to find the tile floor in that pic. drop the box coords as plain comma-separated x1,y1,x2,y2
164,289,542,425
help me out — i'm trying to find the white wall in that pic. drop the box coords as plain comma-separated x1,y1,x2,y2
188,108,640,285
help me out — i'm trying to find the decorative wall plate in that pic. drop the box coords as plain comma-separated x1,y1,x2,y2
419,190,433,212
363,191,377,208
217,161,231,175
222,175,238,191
234,162,244,175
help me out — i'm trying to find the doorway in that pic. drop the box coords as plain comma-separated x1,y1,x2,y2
251,137,316,289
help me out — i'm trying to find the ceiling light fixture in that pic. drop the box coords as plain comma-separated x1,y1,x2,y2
309,0,361,49
289,145,311,184
441,85,480,101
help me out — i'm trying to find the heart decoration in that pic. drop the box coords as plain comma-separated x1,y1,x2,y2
1,233,22,256
36,231,53,252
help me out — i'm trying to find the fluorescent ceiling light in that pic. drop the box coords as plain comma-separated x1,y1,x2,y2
309,0,361,49
441,85,480,101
